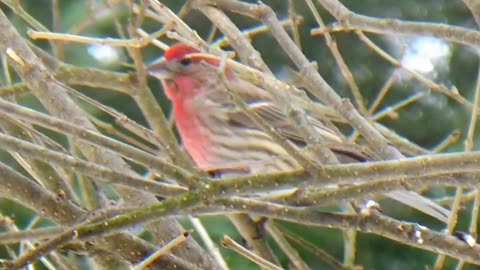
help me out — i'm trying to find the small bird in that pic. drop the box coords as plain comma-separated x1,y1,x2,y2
148,43,450,223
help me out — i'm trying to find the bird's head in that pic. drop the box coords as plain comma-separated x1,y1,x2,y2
148,43,220,101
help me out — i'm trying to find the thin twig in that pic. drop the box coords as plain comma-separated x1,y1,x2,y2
134,232,190,270
221,235,284,270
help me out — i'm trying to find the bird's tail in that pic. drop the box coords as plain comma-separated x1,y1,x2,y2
386,190,450,223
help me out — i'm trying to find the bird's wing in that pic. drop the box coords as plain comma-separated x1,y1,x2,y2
197,78,346,147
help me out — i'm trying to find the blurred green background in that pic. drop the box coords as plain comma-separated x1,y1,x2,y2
0,0,477,269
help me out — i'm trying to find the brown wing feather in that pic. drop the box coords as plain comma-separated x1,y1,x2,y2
190,70,369,162
197,78,345,148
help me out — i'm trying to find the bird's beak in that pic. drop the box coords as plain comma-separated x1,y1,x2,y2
147,57,174,80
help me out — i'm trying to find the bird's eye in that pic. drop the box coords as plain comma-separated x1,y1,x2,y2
179,58,192,66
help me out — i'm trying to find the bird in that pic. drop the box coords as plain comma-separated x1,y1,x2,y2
148,43,450,223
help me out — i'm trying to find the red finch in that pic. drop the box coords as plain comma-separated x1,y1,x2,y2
148,43,450,223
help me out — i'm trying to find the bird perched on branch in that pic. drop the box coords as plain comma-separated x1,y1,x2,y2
148,43,450,223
